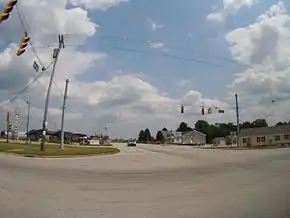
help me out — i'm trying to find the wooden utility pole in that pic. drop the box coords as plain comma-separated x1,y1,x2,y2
235,93,240,147
40,35,65,151
60,79,69,149
26,101,31,144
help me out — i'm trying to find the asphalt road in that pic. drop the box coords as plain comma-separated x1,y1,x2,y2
1,143,290,218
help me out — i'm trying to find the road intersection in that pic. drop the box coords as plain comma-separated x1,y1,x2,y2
1,143,290,218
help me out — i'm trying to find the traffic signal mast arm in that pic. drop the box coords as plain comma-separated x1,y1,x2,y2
0,0,17,23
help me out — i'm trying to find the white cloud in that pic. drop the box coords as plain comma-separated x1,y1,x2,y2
148,41,164,49
0,0,232,139
68,0,129,10
207,0,259,22
226,2,290,125
148,17,163,31
178,79,191,87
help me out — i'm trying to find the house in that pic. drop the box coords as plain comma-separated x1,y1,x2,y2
173,130,206,146
213,137,227,146
239,125,290,147
213,134,237,146
162,130,174,143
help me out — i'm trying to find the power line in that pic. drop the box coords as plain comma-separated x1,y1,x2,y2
50,34,267,72
15,5,64,96
0,61,55,107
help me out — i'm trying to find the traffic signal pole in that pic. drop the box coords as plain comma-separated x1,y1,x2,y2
40,35,64,151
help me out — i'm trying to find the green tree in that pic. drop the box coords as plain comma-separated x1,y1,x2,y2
176,122,193,132
241,121,252,129
195,120,209,134
156,130,164,142
138,130,145,142
144,128,152,143
252,119,268,128
275,121,290,126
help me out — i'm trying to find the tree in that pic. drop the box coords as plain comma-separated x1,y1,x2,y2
275,121,290,126
176,122,193,132
156,130,164,142
138,130,145,142
241,121,252,129
144,128,152,143
195,120,209,134
251,119,268,128
162,127,168,131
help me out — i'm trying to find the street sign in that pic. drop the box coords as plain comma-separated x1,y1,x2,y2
33,61,39,72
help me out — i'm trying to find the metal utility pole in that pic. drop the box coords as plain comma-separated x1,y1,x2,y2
235,93,240,147
60,79,69,149
13,107,20,140
26,101,31,144
6,111,10,143
40,35,65,151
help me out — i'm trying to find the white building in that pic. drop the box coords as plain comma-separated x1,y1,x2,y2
173,130,206,146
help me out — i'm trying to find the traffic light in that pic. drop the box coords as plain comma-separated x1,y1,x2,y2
17,35,30,56
181,104,184,114
0,0,17,23
201,106,205,115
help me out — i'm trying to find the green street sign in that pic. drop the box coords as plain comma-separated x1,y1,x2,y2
33,61,39,72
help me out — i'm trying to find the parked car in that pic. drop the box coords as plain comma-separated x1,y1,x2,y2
127,139,137,147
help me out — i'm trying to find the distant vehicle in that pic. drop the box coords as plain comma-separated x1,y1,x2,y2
127,139,137,147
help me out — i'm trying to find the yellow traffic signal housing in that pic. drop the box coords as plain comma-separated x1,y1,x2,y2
17,36,30,56
0,0,17,23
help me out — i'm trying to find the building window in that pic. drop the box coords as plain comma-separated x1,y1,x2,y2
257,137,261,143
275,135,280,141
242,138,247,143
284,134,289,140
261,136,265,142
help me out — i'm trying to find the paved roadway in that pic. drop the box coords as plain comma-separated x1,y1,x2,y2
1,143,290,218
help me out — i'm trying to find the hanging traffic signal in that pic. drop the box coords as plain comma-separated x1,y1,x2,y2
181,104,184,114
201,106,205,115
17,35,30,56
0,0,17,23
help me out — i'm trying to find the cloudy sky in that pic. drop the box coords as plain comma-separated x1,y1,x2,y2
1,0,290,138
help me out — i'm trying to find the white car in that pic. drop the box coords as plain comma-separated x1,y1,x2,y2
127,139,137,147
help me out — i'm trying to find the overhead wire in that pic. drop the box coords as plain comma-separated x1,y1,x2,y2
50,34,267,72
8,28,283,114
15,4,64,96
0,60,55,107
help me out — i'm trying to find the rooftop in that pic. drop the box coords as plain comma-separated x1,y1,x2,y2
240,125,290,137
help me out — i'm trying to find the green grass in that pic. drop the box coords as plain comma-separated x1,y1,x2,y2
0,142,120,157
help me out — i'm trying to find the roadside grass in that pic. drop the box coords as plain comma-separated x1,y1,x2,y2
0,142,119,157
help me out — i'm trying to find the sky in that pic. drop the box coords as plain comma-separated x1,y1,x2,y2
1,0,290,138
